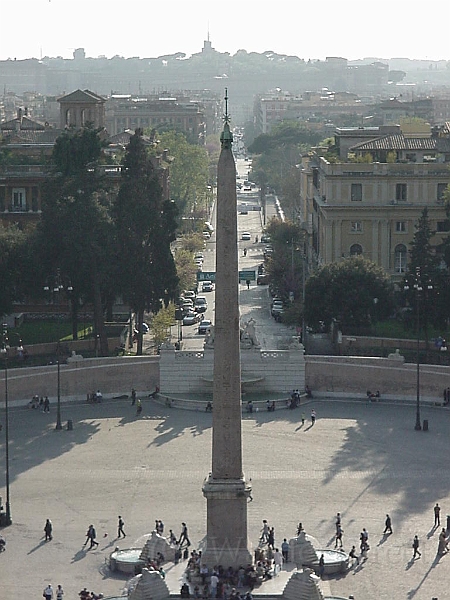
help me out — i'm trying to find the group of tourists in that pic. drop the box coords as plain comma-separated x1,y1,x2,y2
29,395,50,411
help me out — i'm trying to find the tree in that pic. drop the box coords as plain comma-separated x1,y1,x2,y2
39,127,115,354
0,225,28,318
264,219,305,302
151,304,176,351
174,249,198,294
404,207,448,332
305,257,394,332
114,129,178,355
248,120,322,193
154,131,209,218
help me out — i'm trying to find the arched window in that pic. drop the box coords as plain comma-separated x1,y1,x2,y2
350,243,363,256
394,244,407,273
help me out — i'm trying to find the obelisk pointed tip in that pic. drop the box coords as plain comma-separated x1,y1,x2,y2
220,88,233,149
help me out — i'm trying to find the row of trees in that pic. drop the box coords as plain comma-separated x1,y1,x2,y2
1,126,180,355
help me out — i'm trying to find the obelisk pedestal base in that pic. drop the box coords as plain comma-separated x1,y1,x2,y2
202,476,253,568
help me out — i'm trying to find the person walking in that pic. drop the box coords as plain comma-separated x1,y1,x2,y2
413,534,421,559
136,398,142,416
56,585,64,600
281,538,289,562
434,503,441,526
301,413,305,426
178,522,191,547
273,548,283,575
43,584,54,600
384,514,393,534
44,518,53,541
335,512,341,532
335,524,344,548
43,396,50,413
349,545,359,565
131,388,136,405
318,554,325,577
311,409,316,425
169,529,177,545
85,524,99,549
259,520,269,543
438,528,449,555
118,516,126,538
268,526,275,549
360,529,369,552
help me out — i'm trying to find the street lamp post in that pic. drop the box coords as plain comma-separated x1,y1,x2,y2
404,268,432,431
44,271,72,431
0,324,19,526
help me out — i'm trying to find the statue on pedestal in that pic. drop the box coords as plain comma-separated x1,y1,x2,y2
240,318,260,349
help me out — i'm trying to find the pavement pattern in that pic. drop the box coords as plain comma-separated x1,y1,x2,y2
1,396,450,600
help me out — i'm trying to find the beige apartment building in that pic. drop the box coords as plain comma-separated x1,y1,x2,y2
300,124,450,282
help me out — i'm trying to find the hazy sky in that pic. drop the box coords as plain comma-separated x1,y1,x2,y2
2,0,450,62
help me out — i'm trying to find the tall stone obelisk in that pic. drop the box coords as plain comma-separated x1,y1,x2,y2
202,91,252,568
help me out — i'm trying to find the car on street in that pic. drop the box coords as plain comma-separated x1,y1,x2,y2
182,299,194,310
271,300,284,319
261,233,271,243
203,231,211,240
257,274,270,285
202,281,214,292
198,319,212,335
182,311,202,326
183,290,196,300
194,296,208,313
241,231,251,241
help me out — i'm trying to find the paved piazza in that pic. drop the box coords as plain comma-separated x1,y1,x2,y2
2,397,450,599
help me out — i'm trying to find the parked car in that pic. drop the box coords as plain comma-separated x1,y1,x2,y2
261,233,271,243
198,319,212,335
203,231,211,240
241,231,251,241
257,274,270,285
271,300,284,318
182,311,202,326
182,299,194,310
183,290,196,300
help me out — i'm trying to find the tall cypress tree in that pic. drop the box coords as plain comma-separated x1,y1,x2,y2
405,208,444,340
114,129,178,355
39,127,114,354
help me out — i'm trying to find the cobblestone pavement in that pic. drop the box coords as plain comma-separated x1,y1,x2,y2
1,396,450,599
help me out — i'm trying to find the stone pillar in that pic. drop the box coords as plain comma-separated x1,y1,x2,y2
202,93,252,568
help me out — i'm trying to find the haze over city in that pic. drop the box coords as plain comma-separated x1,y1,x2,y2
2,0,450,62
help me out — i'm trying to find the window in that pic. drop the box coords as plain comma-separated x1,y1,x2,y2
437,183,447,203
436,220,450,232
395,183,407,202
12,188,26,211
350,244,363,256
394,244,407,273
395,221,406,233
351,221,362,232
351,183,362,202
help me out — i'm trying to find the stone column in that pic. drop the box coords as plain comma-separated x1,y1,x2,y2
202,95,252,568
